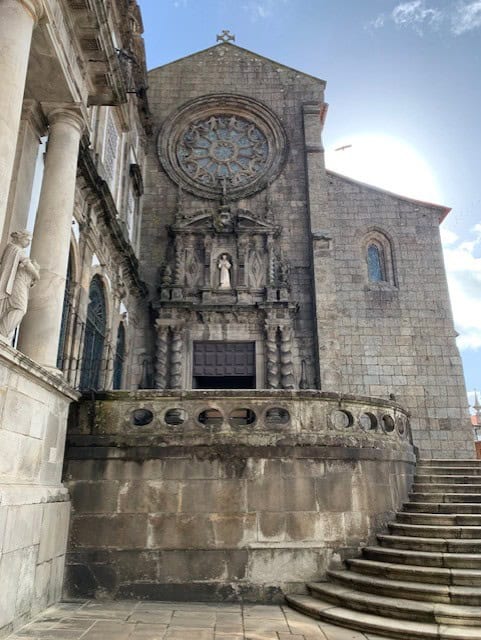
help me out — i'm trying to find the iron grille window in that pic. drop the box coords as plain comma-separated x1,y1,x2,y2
80,275,106,390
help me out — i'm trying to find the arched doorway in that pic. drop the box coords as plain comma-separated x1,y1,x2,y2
80,275,107,390
113,321,125,390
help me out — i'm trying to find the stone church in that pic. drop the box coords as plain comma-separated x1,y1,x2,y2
0,1,478,638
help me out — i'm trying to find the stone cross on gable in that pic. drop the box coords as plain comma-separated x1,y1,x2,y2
216,30,235,43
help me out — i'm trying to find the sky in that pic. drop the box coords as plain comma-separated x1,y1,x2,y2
138,0,481,405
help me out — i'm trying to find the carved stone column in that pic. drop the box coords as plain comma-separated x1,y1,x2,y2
265,324,280,389
0,0,43,236
169,327,183,389
17,107,85,369
155,325,169,389
173,236,185,286
280,325,295,390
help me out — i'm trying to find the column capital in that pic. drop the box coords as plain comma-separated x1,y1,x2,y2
18,0,44,23
43,103,86,135
21,99,47,138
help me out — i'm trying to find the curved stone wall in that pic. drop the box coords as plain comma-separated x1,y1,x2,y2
64,390,415,602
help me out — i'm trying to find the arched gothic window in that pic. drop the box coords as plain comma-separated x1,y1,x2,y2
113,322,125,390
363,231,396,286
80,276,107,390
57,254,74,370
367,244,385,282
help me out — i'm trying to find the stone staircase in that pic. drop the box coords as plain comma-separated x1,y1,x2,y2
286,459,481,639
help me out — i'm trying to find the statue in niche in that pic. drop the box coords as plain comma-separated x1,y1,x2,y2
217,254,232,289
0,231,40,341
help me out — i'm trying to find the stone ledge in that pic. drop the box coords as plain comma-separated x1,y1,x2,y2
0,340,79,402
0,484,69,506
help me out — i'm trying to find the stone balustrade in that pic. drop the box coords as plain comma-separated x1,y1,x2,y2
70,389,413,453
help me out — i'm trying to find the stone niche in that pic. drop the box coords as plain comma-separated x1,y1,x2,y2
64,390,415,603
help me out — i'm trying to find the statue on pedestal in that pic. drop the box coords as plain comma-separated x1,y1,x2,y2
218,254,232,289
0,231,40,341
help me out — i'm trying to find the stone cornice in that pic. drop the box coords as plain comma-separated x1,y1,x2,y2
77,139,147,299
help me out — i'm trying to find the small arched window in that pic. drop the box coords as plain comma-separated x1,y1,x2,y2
113,322,126,390
367,244,385,282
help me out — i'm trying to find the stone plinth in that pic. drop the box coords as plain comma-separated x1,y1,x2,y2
64,390,415,602
0,340,79,638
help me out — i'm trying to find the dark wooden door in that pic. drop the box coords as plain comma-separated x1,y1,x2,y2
193,341,255,377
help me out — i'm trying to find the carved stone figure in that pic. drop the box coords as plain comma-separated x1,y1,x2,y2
218,254,232,289
0,231,40,341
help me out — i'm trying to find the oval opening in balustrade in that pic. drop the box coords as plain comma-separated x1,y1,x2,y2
382,414,395,433
198,408,223,427
229,408,256,427
265,407,290,425
164,408,187,426
331,409,354,429
131,408,154,427
359,412,378,431
396,417,406,436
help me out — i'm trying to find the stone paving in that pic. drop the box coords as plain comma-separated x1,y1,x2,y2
6,600,394,640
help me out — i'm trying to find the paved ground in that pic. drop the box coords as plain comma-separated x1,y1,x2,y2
7,600,394,640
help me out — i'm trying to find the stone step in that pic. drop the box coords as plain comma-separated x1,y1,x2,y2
404,502,481,514
413,484,481,494
328,569,481,605
389,522,481,539
306,581,481,626
347,558,481,586
416,475,481,484
409,492,481,503
418,460,481,468
416,467,481,476
287,593,481,639
285,594,441,639
363,545,481,569
397,512,481,526
378,534,481,553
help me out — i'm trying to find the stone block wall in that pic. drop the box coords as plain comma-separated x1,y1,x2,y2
327,172,473,458
0,342,77,638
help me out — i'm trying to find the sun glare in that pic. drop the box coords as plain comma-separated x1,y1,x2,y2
324,134,443,204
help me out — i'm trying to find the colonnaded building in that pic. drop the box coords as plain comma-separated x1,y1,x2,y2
0,1,478,639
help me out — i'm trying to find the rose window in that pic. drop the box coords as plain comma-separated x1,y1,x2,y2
177,115,269,188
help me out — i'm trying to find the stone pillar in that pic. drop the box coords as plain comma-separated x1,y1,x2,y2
3,100,47,247
17,107,84,369
0,0,43,236
280,325,295,390
169,326,183,389
155,324,169,389
265,324,280,389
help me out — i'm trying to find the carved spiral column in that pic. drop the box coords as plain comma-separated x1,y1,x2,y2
267,236,276,286
280,325,295,390
169,327,183,389
155,325,169,389
265,325,280,389
174,236,185,286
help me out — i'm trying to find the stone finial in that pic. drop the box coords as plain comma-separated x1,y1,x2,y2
216,30,235,43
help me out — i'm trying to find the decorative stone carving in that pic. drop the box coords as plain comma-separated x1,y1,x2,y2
169,327,183,389
265,325,280,389
0,231,39,341
248,236,266,289
158,94,287,201
155,325,169,389
280,325,295,390
217,254,232,289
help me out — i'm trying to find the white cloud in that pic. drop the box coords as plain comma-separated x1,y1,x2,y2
442,224,481,351
241,0,288,21
392,0,442,33
452,0,481,34
369,0,481,35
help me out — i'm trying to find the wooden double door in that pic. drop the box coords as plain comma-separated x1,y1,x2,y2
193,341,256,389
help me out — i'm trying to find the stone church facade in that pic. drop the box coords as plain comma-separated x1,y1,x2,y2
0,2,474,635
